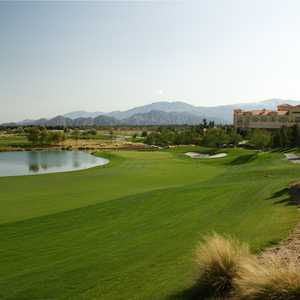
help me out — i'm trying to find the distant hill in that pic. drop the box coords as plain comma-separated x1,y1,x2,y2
5,111,212,127
93,115,120,126
4,98,300,127
63,111,104,119
44,116,73,127
62,99,300,124
12,115,120,127
122,110,212,125
108,101,201,119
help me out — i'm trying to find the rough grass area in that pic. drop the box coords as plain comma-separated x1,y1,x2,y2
0,148,299,300
194,233,251,298
236,254,300,300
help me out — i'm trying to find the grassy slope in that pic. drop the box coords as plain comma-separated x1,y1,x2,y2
0,151,221,224
0,149,299,300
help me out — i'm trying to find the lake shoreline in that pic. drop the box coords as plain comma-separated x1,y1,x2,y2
0,143,148,153
0,150,109,177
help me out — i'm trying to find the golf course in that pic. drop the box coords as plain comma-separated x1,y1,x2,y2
0,148,299,300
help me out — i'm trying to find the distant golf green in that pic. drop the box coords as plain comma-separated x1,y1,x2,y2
0,148,299,300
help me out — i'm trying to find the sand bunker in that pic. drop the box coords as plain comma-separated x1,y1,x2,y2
285,153,300,164
185,152,227,159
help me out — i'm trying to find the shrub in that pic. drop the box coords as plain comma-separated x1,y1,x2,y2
202,128,229,148
235,254,300,300
248,129,272,150
194,233,252,298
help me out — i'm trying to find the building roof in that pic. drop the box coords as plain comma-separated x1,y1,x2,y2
277,110,289,115
235,107,289,116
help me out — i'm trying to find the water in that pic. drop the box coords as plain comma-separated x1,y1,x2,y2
0,150,109,177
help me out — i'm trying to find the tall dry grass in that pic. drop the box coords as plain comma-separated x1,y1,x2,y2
235,254,300,300
194,233,252,298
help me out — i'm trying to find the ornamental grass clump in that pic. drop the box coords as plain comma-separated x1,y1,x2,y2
194,233,252,298
235,254,300,300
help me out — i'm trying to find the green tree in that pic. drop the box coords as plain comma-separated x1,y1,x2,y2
203,128,229,148
49,131,65,144
26,127,40,145
88,129,97,136
279,126,291,147
271,126,292,148
141,130,148,137
144,133,155,145
208,121,215,128
228,131,242,146
271,129,281,148
16,127,24,134
109,130,114,140
291,124,300,147
71,129,80,141
39,128,49,145
249,129,271,150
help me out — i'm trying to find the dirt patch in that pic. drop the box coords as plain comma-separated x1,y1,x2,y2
60,139,146,150
260,209,300,264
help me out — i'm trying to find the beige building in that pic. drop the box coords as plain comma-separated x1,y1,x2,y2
234,104,300,130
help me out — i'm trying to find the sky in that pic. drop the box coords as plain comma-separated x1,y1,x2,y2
2,0,300,122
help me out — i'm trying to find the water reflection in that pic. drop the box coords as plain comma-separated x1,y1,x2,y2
28,152,40,173
72,150,80,168
29,163,39,172
27,151,73,173
0,150,108,177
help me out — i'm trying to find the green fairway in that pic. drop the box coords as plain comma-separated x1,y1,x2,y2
0,148,299,300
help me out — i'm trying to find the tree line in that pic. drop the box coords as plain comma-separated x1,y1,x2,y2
7,122,300,150
24,127,108,145
144,123,243,148
245,124,300,149
144,122,300,150
26,127,65,145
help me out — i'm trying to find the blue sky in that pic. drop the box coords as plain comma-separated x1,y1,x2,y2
1,0,300,122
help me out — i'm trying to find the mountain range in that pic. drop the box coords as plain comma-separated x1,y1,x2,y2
64,99,300,123
3,99,300,127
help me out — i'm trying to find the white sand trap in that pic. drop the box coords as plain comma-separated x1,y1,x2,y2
210,153,227,158
185,152,227,159
285,153,300,164
185,152,209,158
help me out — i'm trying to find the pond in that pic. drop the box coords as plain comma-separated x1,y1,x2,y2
0,150,109,177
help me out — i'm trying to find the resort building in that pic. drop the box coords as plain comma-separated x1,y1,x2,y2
234,104,300,130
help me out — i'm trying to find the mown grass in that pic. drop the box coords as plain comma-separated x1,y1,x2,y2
0,135,29,147
0,148,299,300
